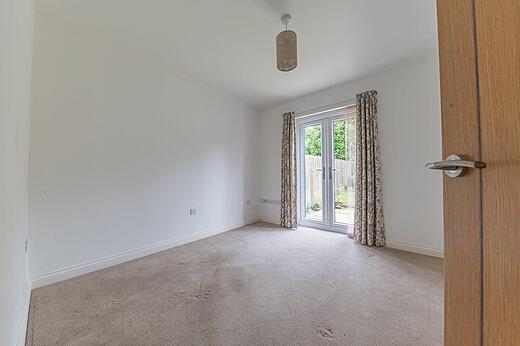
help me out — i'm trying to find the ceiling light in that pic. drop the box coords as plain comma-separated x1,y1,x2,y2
276,14,297,72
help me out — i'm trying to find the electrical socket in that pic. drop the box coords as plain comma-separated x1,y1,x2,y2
259,198,281,205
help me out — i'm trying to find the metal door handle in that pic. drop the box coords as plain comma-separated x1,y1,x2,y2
317,167,325,180
426,154,486,177
328,167,336,179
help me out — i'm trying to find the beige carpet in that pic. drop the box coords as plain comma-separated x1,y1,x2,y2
27,222,443,345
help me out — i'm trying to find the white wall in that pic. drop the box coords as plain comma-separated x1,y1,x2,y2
0,0,33,344
257,50,444,256
29,14,259,287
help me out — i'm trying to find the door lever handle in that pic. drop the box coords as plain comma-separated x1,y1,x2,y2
426,154,486,177
328,167,337,179
317,167,326,180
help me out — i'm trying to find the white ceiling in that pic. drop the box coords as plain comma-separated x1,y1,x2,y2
35,0,438,109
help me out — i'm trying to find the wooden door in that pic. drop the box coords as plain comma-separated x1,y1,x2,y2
437,0,520,345
437,1,482,344
476,1,520,344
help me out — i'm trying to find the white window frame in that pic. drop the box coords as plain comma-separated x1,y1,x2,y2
296,106,355,234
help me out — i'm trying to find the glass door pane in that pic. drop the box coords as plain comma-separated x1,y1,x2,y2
332,118,355,225
298,107,356,232
303,123,323,222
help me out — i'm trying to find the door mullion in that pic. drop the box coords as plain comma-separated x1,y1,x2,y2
321,119,327,227
324,118,332,227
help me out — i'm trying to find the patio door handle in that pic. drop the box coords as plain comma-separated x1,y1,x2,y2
317,167,326,180
329,167,336,179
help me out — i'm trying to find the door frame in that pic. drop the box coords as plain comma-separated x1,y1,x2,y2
296,107,355,234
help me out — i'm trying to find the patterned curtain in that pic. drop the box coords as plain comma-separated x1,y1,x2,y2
280,112,297,229
354,91,385,246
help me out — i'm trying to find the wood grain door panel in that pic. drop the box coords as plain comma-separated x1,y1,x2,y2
475,1,520,344
438,0,520,344
437,1,482,345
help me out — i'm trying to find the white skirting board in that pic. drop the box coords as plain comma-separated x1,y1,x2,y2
386,239,444,258
31,222,253,289
259,218,443,258
17,279,32,346
31,220,443,290
257,217,281,226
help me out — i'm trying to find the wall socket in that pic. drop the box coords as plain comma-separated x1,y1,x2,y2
189,208,197,216
259,198,281,205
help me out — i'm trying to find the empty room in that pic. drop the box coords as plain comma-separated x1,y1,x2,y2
2,0,519,345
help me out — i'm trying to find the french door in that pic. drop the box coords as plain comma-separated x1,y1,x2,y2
297,107,356,233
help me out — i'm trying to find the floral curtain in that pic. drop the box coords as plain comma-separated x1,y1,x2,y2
280,112,297,229
354,91,385,246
